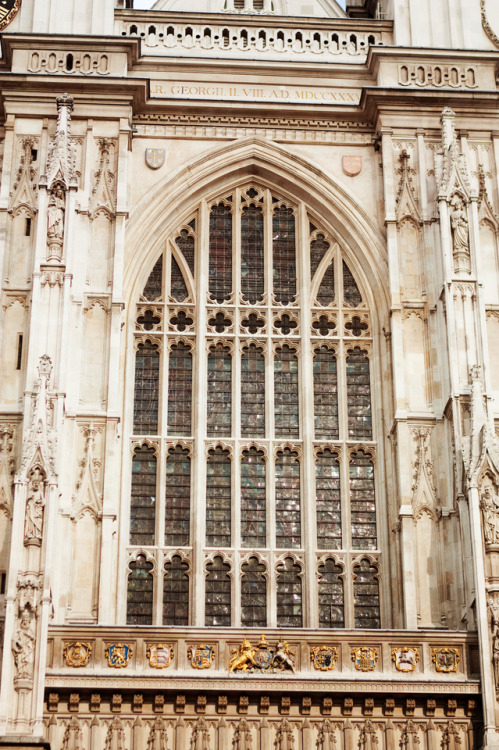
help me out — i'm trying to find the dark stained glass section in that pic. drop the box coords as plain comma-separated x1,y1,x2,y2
207,345,232,437
346,348,372,439
314,347,338,440
130,446,157,546
241,556,267,628
343,260,362,307
209,203,233,303
241,205,264,303
275,449,300,549
205,555,231,626
175,229,195,275
241,344,265,438
276,557,302,627
165,446,190,547
317,260,335,306
350,450,376,550
170,257,189,302
318,559,345,628
241,448,266,548
310,233,330,279
127,554,153,625
206,448,231,547
167,343,192,436
163,555,189,626
273,206,296,304
274,345,299,439
353,558,380,628
143,255,163,301
133,341,159,434
316,449,341,549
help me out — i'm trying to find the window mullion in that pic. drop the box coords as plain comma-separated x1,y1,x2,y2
298,204,317,629
192,198,210,627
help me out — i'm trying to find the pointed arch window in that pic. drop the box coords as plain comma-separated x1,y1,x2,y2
129,186,381,629
127,555,154,625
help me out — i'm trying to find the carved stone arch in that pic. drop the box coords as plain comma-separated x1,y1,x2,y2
205,440,234,458
314,444,342,461
351,553,381,573
127,548,157,572
240,550,269,573
163,548,192,566
169,240,195,303
347,444,376,461
273,443,302,460
89,205,114,223
124,136,389,324
133,334,162,351
317,553,347,578
166,335,195,351
206,337,236,354
204,550,233,570
240,441,269,460
165,439,193,458
10,203,36,220
396,215,422,233
274,552,305,574
130,439,160,457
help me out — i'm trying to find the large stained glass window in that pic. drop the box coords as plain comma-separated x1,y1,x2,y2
130,187,380,629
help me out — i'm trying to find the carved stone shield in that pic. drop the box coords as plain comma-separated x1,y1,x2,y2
392,646,419,673
342,155,362,177
146,643,173,669
145,148,166,170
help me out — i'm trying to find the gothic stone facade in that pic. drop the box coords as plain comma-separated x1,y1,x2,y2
0,0,499,748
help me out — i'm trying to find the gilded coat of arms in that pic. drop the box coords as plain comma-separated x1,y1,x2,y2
311,645,338,672
146,643,174,669
0,0,22,32
105,643,133,668
342,155,362,177
188,643,215,670
432,647,460,673
145,148,166,170
391,646,420,673
351,646,379,672
63,641,92,668
229,634,296,674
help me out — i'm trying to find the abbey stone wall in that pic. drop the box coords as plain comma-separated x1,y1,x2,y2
0,0,498,748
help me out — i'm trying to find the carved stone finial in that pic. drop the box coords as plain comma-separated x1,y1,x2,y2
441,107,456,151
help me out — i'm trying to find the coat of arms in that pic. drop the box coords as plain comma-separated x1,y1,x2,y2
63,641,92,668
145,148,166,170
146,643,174,669
0,0,22,32
105,643,133,668
229,634,296,674
432,647,460,673
188,643,215,670
342,155,362,177
391,646,420,673
311,645,338,672
351,646,379,672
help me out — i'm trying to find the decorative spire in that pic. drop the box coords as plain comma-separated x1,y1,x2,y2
45,94,77,190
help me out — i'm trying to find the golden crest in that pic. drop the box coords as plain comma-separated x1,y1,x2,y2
105,643,133,668
188,643,215,670
0,0,22,32
146,643,174,669
351,646,379,672
311,645,338,671
63,641,92,668
391,646,420,673
432,647,460,673
342,155,362,177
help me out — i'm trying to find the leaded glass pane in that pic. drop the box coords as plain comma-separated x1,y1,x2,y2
343,260,362,307
241,556,267,627
317,260,335,306
273,205,296,304
318,559,344,628
143,255,163,301
127,555,154,625
241,344,265,438
346,347,372,439
207,345,232,437
353,558,380,628
316,449,341,549
130,446,156,546
310,233,330,280
175,229,195,275
209,203,232,303
206,448,231,547
314,347,338,440
165,447,190,546
133,341,159,434
274,345,299,439
167,343,192,436
275,449,301,548
170,257,189,302
241,448,266,548
163,555,189,626
276,557,302,627
350,451,376,549
205,556,231,626
241,205,264,303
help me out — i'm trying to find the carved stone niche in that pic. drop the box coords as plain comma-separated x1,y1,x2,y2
479,473,499,550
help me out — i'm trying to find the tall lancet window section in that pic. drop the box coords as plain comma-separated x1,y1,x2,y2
129,187,380,629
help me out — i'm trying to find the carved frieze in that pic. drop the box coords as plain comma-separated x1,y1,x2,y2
28,51,110,76
398,64,478,89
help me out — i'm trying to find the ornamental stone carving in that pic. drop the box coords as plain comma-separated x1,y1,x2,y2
450,195,471,273
24,467,46,546
46,184,66,262
480,478,499,545
12,610,35,682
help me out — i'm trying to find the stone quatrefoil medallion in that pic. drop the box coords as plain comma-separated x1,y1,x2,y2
136,308,161,331
275,314,297,335
208,311,232,333
170,310,193,331
242,312,265,334
345,315,369,337
312,315,336,336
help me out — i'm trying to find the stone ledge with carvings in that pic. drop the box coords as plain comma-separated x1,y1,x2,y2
46,627,479,692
